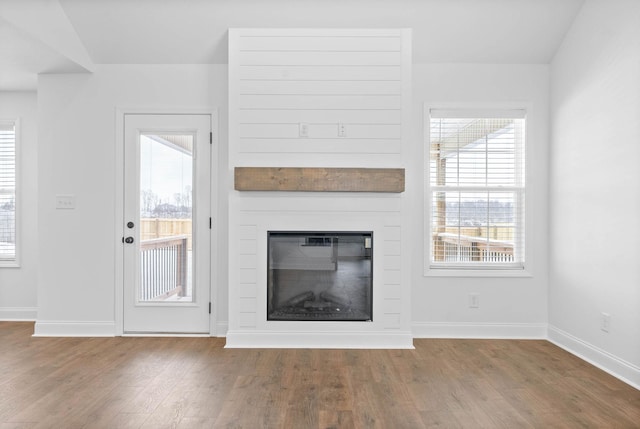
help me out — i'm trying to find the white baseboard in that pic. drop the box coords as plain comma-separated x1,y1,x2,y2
215,321,228,337
0,307,37,321
412,322,548,339
33,320,116,337
225,330,414,349
548,325,640,390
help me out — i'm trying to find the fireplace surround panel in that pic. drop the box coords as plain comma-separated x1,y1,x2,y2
227,28,413,348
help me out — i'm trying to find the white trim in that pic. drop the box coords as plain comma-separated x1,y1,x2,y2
12,117,19,267
216,321,228,337
412,322,547,339
33,320,116,337
430,108,527,119
423,267,533,278
114,109,124,335
209,111,219,337
0,306,37,321
225,330,415,349
122,333,210,338
0,117,20,267
548,325,640,391
115,107,215,116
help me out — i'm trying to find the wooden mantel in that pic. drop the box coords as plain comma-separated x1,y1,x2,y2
234,167,405,193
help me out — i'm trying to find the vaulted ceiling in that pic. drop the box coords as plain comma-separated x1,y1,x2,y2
0,0,585,91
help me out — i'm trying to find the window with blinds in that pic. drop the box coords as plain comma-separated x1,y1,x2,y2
428,109,525,269
0,120,17,264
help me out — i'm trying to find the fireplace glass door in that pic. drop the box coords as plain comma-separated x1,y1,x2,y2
267,231,373,321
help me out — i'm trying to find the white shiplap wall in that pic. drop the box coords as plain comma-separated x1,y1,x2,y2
229,28,410,166
227,29,412,348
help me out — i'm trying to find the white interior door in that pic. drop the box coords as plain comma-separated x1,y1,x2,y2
123,114,211,334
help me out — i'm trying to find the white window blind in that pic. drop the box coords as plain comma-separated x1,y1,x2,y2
0,120,17,262
428,109,525,269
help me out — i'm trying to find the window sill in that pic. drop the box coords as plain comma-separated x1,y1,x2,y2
424,267,533,278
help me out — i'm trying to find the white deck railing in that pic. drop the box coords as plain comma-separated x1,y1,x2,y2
139,235,188,301
434,232,514,263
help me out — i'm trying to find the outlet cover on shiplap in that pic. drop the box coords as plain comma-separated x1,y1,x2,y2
469,293,480,308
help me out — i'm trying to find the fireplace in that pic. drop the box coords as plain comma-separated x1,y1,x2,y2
267,231,373,321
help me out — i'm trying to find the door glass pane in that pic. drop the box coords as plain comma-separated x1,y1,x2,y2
139,134,193,302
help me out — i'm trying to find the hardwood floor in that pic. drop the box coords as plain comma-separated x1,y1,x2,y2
1,322,639,428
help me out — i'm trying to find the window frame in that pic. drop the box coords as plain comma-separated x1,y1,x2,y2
0,118,20,268
423,104,532,278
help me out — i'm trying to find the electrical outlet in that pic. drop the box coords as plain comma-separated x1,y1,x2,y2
338,123,347,137
299,122,309,137
601,312,611,333
469,293,480,308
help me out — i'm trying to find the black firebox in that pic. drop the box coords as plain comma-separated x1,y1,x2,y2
267,231,373,321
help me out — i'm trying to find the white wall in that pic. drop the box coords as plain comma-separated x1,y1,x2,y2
0,91,38,320
410,64,550,338
549,0,640,387
31,60,551,341
35,65,229,335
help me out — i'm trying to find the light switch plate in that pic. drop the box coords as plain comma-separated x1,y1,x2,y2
56,194,76,209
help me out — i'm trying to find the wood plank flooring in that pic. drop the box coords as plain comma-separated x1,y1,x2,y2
1,322,639,428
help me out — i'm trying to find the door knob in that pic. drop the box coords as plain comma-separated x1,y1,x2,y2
124,237,134,244
127,221,135,228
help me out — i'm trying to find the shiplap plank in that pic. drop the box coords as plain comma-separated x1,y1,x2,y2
238,239,257,255
236,154,403,167
239,80,401,95
382,313,401,328
239,36,401,52
238,66,401,81
239,124,299,139
384,241,402,256
239,95,401,110
238,254,256,269
239,268,257,284
238,283,257,298
239,124,401,139
234,167,405,193
383,298,402,314
383,269,401,285
235,139,401,155
236,195,402,213
238,312,256,328
239,51,401,66
238,109,402,124
238,225,257,239
384,226,402,241
236,28,403,37
384,255,402,271
382,283,401,299
239,298,257,313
